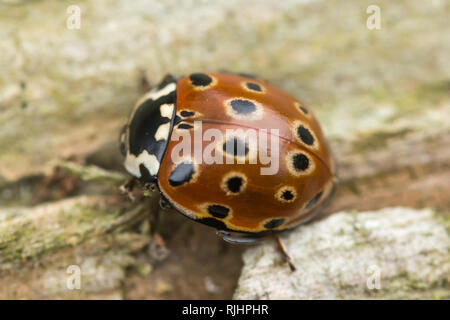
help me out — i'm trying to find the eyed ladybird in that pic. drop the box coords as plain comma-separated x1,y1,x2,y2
120,72,336,270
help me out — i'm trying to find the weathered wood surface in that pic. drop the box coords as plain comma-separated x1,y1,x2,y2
0,0,449,299
234,208,450,300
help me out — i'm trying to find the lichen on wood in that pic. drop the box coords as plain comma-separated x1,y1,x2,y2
0,166,155,298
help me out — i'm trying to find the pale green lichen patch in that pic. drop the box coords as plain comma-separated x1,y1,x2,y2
56,161,126,186
352,127,414,153
0,191,153,298
0,196,150,269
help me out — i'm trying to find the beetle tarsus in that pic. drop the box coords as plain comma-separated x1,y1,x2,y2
274,234,297,272
144,182,158,192
148,197,170,261
120,177,139,202
149,232,171,261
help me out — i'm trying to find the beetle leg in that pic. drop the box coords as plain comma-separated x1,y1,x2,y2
216,230,265,245
273,234,296,272
149,200,161,235
159,194,172,209
217,230,297,271
144,182,158,192
119,177,139,202
148,195,170,261
149,232,171,261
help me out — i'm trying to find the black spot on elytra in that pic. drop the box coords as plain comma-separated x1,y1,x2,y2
299,106,309,114
207,204,230,219
189,73,213,87
297,125,315,146
177,123,194,130
223,138,249,157
197,217,227,230
230,99,256,115
169,162,195,187
226,176,244,194
293,153,309,171
264,218,285,229
281,190,294,201
180,110,195,117
246,82,262,92
306,191,323,209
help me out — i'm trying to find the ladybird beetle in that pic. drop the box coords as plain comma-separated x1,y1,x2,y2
120,72,336,270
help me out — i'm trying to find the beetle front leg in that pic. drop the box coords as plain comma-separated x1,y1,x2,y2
273,234,296,272
119,177,139,202
148,196,171,261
